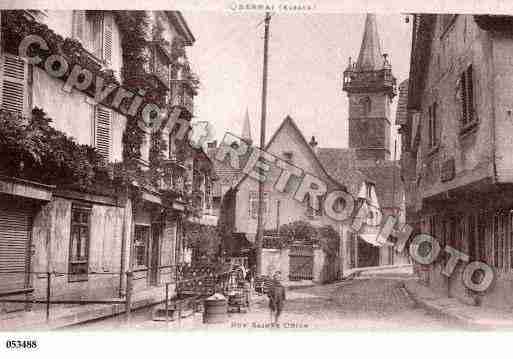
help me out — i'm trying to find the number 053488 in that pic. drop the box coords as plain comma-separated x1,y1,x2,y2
5,340,38,350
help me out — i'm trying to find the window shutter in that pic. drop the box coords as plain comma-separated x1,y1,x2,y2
0,54,27,115
103,14,113,64
95,105,111,162
72,10,86,43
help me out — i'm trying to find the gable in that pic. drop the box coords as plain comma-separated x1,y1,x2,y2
235,117,344,194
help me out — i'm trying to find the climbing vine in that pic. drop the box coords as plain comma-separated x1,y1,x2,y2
1,10,206,213
263,221,340,257
0,107,110,191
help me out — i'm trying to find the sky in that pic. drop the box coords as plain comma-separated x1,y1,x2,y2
184,12,412,154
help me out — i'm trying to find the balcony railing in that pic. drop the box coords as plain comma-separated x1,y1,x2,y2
160,159,187,195
343,68,397,96
170,81,194,115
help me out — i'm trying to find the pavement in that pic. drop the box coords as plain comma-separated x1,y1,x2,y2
73,275,461,330
0,285,170,331
403,279,513,330
354,265,513,330
344,263,414,279
7,264,513,330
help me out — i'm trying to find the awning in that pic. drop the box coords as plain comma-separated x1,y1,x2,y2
358,233,382,247
357,227,391,247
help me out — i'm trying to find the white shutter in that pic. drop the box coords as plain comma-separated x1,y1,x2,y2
72,10,87,43
0,54,27,114
103,14,113,64
95,105,111,162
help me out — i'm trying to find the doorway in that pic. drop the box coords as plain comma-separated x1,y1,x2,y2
149,224,161,286
357,239,380,267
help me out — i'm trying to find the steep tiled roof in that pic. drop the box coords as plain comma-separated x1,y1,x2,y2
317,148,404,210
356,160,403,210
207,123,404,212
233,116,348,193
206,146,244,198
317,148,371,196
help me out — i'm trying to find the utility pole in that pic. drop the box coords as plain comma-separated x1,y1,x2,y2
391,139,397,216
256,12,271,276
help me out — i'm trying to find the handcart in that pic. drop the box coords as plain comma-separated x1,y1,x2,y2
226,270,251,313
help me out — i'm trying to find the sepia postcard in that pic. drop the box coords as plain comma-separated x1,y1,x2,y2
0,0,513,357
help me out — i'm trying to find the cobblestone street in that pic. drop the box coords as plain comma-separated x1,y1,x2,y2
74,277,462,330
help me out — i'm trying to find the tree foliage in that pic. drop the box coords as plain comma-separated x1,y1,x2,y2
264,220,340,257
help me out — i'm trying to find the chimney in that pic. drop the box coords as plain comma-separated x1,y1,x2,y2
309,136,319,154
207,140,217,149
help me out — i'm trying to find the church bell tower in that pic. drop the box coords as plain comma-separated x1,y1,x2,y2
343,14,397,162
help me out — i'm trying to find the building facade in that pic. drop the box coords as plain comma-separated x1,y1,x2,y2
401,14,513,309
223,116,345,282
0,10,216,313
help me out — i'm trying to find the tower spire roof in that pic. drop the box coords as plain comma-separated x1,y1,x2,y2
241,108,252,143
356,14,383,71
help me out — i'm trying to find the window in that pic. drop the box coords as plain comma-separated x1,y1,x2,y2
468,214,477,261
456,216,466,252
428,102,438,149
428,215,437,237
499,213,507,269
150,46,171,88
205,175,212,210
94,105,111,162
493,214,499,268
348,231,357,268
72,10,87,43
88,12,113,64
306,194,323,219
460,65,475,128
0,54,28,115
168,131,177,160
510,211,513,269
477,213,486,262
249,191,268,219
69,204,91,281
134,226,150,267
491,211,511,270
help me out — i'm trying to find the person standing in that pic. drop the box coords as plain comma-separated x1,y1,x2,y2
267,271,286,324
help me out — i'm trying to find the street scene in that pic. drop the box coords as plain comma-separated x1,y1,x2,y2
72,268,460,331
2,7,513,335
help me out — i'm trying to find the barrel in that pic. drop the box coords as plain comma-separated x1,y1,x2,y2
203,298,228,324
